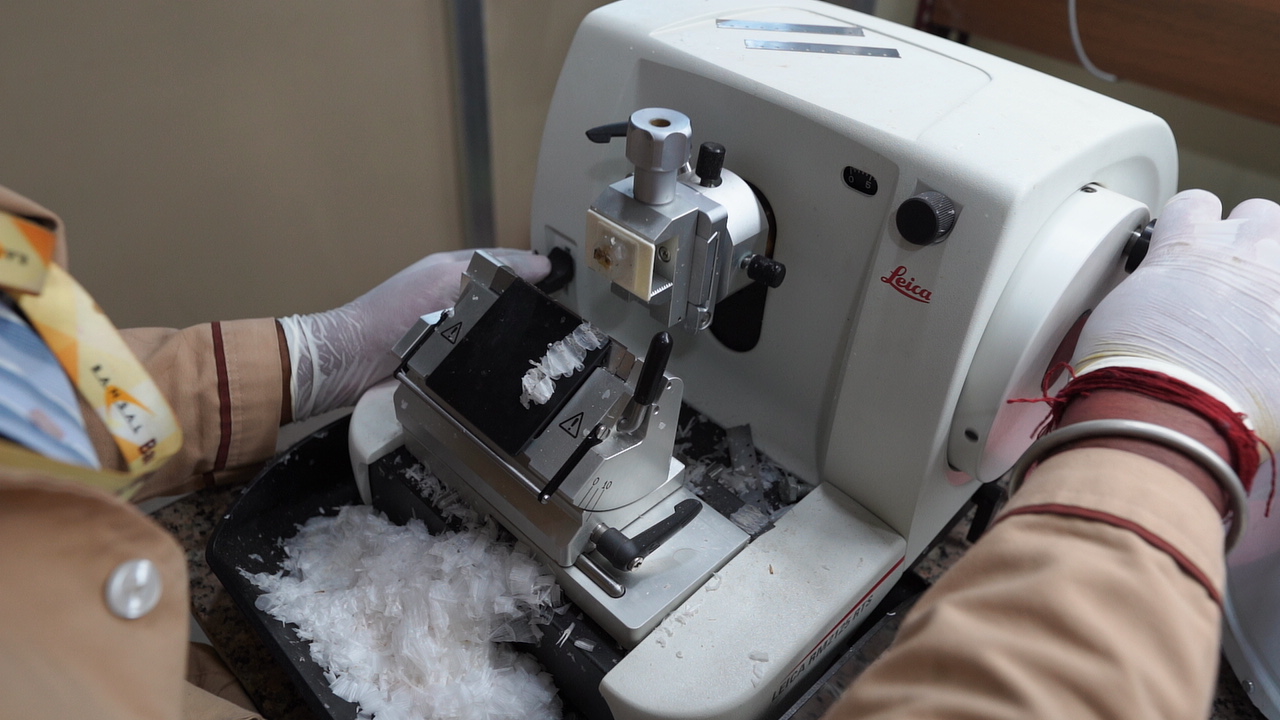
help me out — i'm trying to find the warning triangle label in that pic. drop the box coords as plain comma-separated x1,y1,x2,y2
440,322,462,344
559,412,584,438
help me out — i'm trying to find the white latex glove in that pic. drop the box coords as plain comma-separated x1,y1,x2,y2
1073,189,1280,446
279,248,551,421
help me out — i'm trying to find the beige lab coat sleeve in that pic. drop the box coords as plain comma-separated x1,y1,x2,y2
0,183,288,497
825,447,1226,720
112,319,287,500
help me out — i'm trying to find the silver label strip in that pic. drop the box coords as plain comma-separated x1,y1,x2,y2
717,18,865,36
743,39,900,58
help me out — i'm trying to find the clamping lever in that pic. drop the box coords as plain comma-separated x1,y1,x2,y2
535,246,575,295
538,424,607,504
585,121,629,144
591,499,703,572
616,332,673,435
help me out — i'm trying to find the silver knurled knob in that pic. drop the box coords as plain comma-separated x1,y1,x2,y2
626,108,692,205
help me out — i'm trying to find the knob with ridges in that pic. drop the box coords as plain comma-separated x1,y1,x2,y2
695,142,726,188
896,191,957,246
626,108,693,205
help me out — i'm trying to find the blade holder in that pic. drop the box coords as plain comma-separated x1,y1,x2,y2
538,424,608,504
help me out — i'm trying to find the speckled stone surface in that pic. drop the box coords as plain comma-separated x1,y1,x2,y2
155,481,1265,720
151,485,317,720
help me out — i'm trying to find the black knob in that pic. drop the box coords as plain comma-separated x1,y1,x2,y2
896,191,956,246
695,142,726,188
1124,219,1156,273
633,332,673,407
745,255,786,288
535,247,575,295
593,527,642,571
538,424,607,504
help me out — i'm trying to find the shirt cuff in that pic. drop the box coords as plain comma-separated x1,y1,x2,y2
208,319,283,479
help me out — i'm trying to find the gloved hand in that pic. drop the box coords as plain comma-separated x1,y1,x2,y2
279,248,551,421
1072,189,1280,446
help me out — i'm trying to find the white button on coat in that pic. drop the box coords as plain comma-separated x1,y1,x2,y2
105,558,162,620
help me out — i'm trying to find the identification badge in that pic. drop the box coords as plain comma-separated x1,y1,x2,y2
0,212,182,486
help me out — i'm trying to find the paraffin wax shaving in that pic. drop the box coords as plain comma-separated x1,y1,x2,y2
403,462,479,527
244,472,562,720
728,503,772,536
520,323,608,407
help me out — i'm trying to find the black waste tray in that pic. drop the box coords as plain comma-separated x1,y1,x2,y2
206,415,359,720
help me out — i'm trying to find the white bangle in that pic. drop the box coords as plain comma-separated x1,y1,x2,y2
1008,419,1248,551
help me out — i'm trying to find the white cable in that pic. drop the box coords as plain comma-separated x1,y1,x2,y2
1068,0,1118,82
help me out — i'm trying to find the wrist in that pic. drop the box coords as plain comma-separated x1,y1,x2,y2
277,314,318,422
1057,391,1231,515
275,320,293,425
1074,356,1249,423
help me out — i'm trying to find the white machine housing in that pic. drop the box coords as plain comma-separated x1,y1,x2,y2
521,2,1176,719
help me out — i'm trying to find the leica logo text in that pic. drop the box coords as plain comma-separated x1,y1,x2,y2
880,266,932,303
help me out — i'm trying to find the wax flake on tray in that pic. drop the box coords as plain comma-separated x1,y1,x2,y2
244,491,563,720
402,462,479,527
728,503,772,535
675,409,816,528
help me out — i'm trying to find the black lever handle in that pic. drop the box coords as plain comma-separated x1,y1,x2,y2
538,424,607,504
586,121,629,144
535,247,575,295
593,499,703,572
616,332,673,434
633,332,673,406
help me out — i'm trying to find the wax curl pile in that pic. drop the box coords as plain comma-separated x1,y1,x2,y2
244,466,562,720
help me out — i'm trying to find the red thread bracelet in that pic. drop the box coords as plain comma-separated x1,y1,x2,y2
1011,365,1273,514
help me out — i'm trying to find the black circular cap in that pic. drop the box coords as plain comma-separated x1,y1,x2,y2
1124,218,1156,273
745,255,786,288
896,191,956,246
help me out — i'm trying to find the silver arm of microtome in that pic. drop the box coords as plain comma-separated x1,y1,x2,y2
584,108,783,332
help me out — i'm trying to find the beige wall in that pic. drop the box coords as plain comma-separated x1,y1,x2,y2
868,2,1280,210
0,1,466,329
971,39,1280,211
486,0,613,249
871,0,918,25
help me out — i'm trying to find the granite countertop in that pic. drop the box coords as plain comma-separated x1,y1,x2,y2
151,472,1266,720
153,484,317,720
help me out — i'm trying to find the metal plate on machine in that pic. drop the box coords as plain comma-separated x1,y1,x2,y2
526,368,627,484
555,484,749,648
423,279,611,457
716,19,865,36
743,39,900,57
